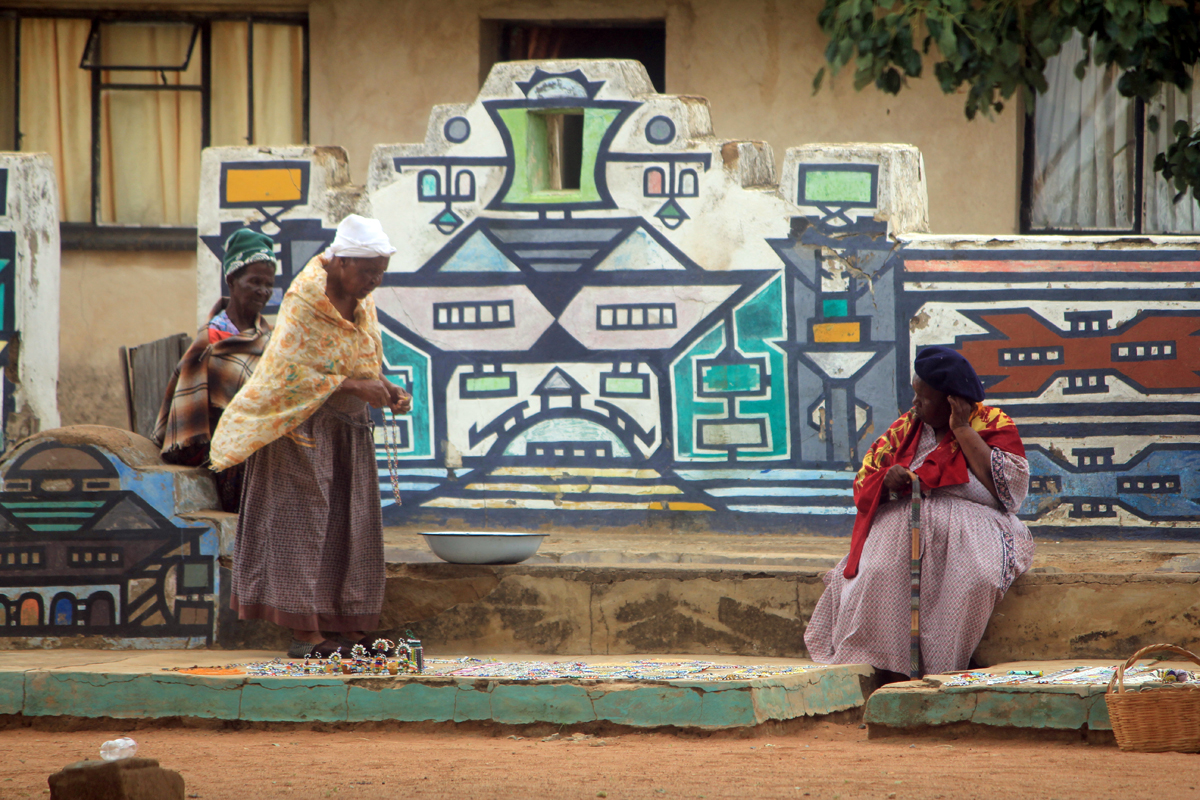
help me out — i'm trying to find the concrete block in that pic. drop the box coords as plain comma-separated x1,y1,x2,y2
1086,694,1112,730
168,467,219,514
696,686,758,728
48,758,184,800
978,573,1200,662
864,684,974,728
590,570,806,657
867,680,1116,734
347,680,458,722
451,680,494,722
971,688,1090,730
415,572,592,655
181,511,237,558
0,669,24,714
591,685,704,728
239,678,347,722
24,672,242,720
490,681,596,725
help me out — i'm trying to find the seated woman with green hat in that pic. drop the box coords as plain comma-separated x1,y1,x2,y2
154,227,276,511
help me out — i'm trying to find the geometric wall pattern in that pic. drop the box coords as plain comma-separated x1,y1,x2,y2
0,440,219,645
199,61,1200,541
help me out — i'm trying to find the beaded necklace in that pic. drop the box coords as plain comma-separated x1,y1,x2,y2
382,408,405,506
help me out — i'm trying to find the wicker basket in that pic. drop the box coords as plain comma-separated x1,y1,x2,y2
1105,643,1200,753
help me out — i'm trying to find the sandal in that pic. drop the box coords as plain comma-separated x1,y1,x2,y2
286,639,344,659
332,634,386,652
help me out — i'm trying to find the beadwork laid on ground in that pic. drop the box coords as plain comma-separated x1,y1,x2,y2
166,657,825,681
425,659,823,681
166,639,423,677
941,665,1195,687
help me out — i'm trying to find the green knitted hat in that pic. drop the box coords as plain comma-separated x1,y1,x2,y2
222,228,276,278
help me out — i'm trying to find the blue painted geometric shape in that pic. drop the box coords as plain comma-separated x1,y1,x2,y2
54,597,73,625
438,230,521,273
645,115,676,145
444,116,471,143
594,227,686,271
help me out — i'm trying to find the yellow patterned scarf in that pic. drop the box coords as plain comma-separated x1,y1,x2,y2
208,256,383,471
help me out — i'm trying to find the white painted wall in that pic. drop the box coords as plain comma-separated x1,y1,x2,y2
0,153,61,441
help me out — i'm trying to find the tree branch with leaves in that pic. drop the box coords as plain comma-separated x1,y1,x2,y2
813,0,1200,203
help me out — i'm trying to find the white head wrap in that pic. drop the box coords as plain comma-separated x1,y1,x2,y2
326,214,397,259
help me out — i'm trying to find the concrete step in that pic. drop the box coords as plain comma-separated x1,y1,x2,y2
864,657,1200,744
0,649,872,731
384,529,1200,573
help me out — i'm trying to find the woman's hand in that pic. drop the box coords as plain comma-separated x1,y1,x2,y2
948,395,976,431
384,381,412,415
882,465,912,491
948,395,1000,503
340,378,394,408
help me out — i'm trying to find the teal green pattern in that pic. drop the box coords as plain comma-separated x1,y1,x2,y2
672,323,727,461
381,330,432,458
822,298,848,317
701,364,760,394
734,276,789,459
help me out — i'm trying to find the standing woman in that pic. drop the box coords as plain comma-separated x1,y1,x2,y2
209,215,411,658
154,227,275,512
804,346,1034,679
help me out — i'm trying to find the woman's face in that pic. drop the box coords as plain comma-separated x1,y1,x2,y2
228,261,275,318
911,376,951,429
332,256,389,301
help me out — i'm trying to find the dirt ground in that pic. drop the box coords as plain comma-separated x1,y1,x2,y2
2,722,1198,800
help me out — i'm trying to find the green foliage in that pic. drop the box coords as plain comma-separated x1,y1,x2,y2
814,0,1200,203
1155,121,1200,204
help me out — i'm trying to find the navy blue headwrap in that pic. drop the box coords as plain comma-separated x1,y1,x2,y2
913,346,985,402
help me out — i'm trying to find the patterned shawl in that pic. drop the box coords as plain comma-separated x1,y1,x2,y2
208,256,384,472
845,404,1024,578
153,317,271,467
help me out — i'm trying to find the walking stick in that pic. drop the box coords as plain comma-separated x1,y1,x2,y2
907,470,923,679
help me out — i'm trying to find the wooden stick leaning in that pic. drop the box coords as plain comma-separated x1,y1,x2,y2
907,470,922,680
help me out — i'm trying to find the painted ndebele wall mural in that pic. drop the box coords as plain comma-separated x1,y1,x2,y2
197,60,1200,541
0,430,220,646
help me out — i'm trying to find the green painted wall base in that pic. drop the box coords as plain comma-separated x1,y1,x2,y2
6,664,871,730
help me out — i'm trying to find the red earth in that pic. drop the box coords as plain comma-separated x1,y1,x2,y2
2,721,1198,799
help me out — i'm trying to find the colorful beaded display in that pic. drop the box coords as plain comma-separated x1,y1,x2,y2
943,665,1194,687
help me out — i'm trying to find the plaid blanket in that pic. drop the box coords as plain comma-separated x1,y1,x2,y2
208,258,384,472
154,317,272,467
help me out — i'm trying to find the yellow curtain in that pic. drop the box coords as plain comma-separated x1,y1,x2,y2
99,25,202,226
0,19,16,151
19,18,304,226
19,18,91,223
211,21,249,147
210,22,304,147
252,24,304,146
